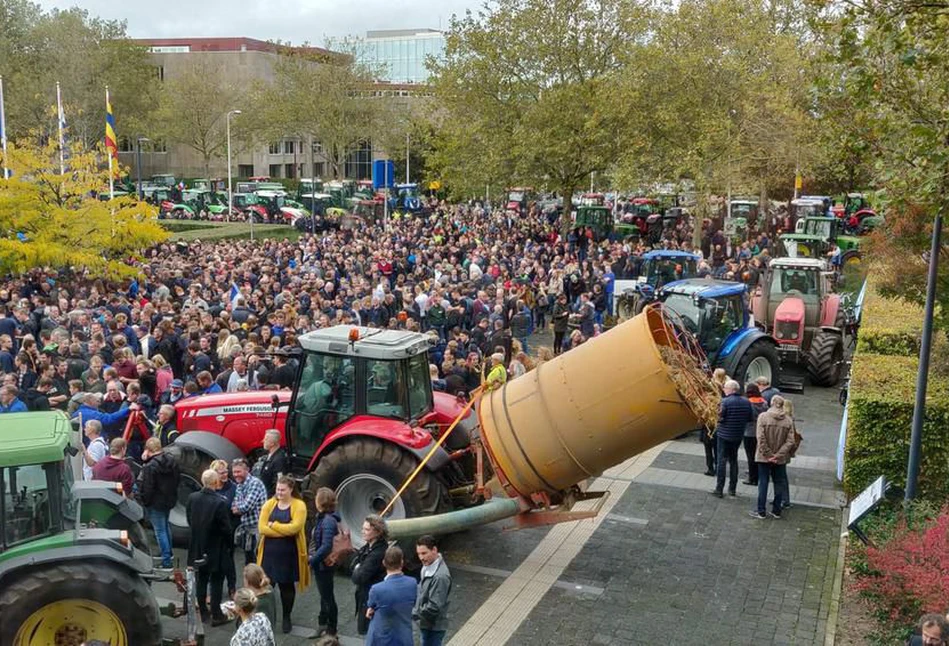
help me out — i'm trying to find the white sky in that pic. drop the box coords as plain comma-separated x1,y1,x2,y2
33,0,479,45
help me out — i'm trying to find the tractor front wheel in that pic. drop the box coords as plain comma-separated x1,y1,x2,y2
733,340,780,387
616,295,639,322
807,330,844,387
309,438,451,547
0,561,161,646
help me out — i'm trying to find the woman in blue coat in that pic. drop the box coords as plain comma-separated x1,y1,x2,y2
309,487,341,637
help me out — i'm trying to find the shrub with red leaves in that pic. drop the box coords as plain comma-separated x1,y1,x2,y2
853,505,949,634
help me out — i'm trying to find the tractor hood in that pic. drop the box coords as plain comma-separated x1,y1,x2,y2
774,296,805,323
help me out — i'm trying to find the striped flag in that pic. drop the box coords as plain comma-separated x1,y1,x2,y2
105,88,118,166
56,81,66,174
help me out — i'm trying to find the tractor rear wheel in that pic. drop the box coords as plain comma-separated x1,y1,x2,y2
617,295,639,322
308,438,451,547
0,561,161,646
807,330,844,386
163,442,214,544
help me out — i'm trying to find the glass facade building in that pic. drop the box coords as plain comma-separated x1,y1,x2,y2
361,29,445,84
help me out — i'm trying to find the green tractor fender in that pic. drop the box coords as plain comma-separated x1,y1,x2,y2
171,202,195,214
0,530,161,645
835,235,861,253
72,481,150,552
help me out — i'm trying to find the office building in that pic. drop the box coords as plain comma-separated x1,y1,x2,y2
361,29,445,84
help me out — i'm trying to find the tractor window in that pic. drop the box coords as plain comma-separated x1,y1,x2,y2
366,359,407,419
699,297,741,353
804,220,832,239
2,464,53,547
407,353,434,420
291,353,356,456
773,269,818,296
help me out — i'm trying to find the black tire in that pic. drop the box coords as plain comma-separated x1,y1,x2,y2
732,340,781,387
807,330,844,386
617,295,639,322
164,442,214,545
309,438,451,533
0,561,161,645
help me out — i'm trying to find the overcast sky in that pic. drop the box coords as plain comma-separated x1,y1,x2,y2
33,0,480,44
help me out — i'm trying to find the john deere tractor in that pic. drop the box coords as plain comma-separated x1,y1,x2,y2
752,257,847,386
0,411,161,645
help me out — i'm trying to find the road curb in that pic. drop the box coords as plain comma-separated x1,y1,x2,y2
824,506,850,646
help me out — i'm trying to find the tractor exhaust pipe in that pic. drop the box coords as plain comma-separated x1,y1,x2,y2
386,497,524,539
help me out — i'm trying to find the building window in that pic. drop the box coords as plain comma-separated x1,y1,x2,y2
155,66,164,82
312,162,325,178
284,140,295,155
118,136,134,153
150,138,167,153
269,142,280,155
285,163,296,179
237,164,254,177
268,164,282,178
312,141,323,154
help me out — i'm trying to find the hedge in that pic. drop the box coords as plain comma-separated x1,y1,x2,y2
856,284,924,357
844,352,949,501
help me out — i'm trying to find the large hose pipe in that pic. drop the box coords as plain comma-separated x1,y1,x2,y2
386,497,524,539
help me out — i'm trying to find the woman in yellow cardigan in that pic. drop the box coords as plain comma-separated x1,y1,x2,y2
257,474,310,634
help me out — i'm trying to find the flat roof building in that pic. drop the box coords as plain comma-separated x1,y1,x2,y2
361,29,445,84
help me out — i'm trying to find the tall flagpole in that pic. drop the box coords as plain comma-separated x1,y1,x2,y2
56,81,65,175
0,76,8,180
106,86,114,201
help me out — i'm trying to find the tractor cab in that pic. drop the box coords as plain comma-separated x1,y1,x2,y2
574,205,613,240
579,193,606,207
788,198,826,232
150,174,177,188
613,251,700,320
755,258,831,339
726,199,758,237
395,183,422,212
286,327,435,469
659,279,780,385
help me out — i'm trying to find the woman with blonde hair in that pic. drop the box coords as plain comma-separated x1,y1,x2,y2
242,564,276,629
217,329,241,361
257,475,309,634
229,588,275,646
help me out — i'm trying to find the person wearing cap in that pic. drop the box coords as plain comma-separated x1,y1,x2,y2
485,353,507,388
161,379,185,406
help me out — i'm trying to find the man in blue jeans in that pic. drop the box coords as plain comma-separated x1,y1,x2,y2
139,437,180,568
750,395,797,519
713,379,753,498
414,534,452,646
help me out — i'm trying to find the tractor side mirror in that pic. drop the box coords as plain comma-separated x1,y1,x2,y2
271,394,280,410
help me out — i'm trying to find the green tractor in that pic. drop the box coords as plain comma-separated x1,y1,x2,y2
779,216,863,271
168,189,229,218
575,205,613,240
0,411,161,645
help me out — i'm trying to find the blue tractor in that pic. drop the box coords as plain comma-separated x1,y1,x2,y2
390,183,426,214
657,279,781,387
614,250,701,321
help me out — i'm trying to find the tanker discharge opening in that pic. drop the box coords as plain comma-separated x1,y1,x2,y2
478,306,719,502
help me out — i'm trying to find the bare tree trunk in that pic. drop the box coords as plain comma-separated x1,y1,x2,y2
560,185,575,237
758,181,768,232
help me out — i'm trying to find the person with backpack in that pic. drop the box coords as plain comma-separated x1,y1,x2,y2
742,383,769,486
310,487,342,638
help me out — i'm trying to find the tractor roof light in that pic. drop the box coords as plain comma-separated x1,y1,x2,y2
348,328,360,343
119,530,130,547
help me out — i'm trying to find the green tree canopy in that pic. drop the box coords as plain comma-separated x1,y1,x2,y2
0,137,166,277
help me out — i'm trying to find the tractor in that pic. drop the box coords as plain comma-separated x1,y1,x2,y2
751,257,847,387
167,189,230,219
658,279,781,387
574,205,613,241
614,250,701,321
392,183,427,214
726,199,759,240
505,187,534,214
778,215,866,275
0,411,162,645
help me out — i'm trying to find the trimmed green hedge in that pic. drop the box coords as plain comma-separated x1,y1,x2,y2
856,286,924,356
844,352,949,501
158,220,218,233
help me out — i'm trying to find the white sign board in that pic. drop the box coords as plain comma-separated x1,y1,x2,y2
848,475,886,528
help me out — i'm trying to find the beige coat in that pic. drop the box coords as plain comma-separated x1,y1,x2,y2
755,408,797,464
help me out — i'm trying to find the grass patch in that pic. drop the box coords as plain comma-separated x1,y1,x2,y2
162,222,303,241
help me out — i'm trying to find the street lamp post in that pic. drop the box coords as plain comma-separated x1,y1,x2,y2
226,109,242,229
135,137,149,200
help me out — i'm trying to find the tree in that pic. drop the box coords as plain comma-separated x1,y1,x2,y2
818,0,949,319
0,136,166,277
249,41,389,180
0,1,158,148
429,0,643,217
154,58,244,179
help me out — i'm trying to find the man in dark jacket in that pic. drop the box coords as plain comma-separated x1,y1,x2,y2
552,294,570,355
257,428,288,497
509,300,532,354
713,379,753,497
414,534,452,646
186,469,232,626
139,437,180,569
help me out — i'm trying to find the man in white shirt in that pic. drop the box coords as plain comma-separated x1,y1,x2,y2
81,419,109,480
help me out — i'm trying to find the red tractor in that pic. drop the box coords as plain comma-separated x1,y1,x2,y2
164,327,475,542
751,257,846,387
